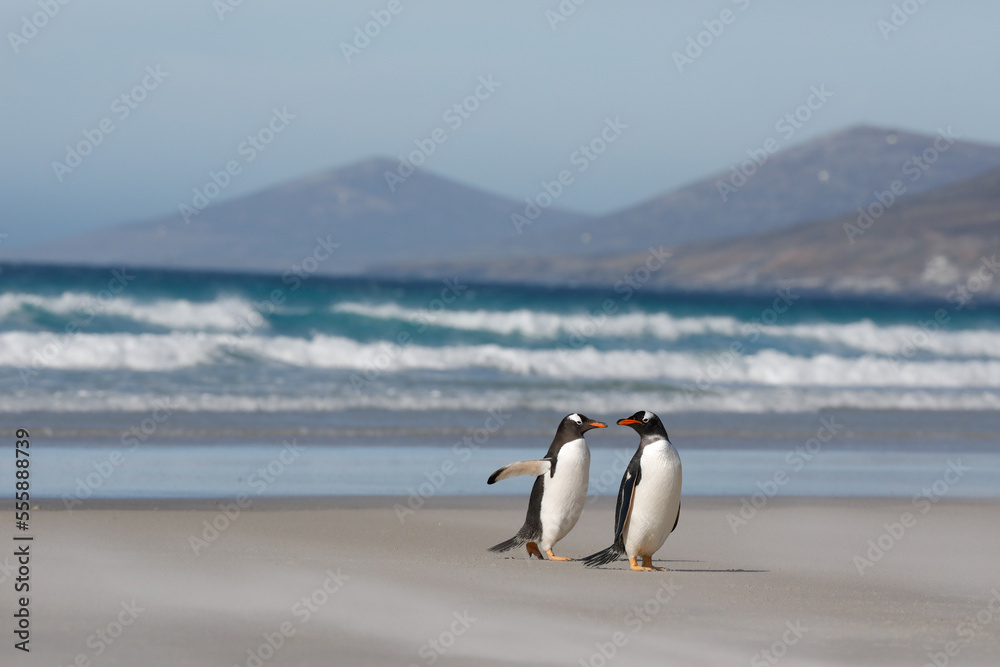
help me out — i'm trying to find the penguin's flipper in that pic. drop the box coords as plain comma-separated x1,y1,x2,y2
487,459,551,484
612,457,641,545
583,449,642,568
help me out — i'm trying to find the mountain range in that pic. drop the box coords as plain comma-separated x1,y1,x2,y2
5,124,1000,299
568,125,996,250
391,163,1000,299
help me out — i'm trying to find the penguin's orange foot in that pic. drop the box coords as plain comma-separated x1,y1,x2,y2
546,548,573,561
628,556,658,571
629,556,652,571
526,542,544,560
642,555,665,571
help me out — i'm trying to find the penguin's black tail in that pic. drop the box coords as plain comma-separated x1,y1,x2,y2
488,535,525,553
582,542,624,568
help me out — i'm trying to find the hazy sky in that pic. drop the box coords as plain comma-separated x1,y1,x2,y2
3,0,999,247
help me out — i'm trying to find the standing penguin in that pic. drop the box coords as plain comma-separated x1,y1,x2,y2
583,411,681,571
487,413,607,561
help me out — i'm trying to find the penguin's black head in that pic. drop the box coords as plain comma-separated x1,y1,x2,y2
617,410,668,440
563,413,607,434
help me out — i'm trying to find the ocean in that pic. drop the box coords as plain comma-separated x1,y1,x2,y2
2,263,999,501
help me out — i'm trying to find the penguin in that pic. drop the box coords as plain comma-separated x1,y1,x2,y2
487,413,607,561
582,411,681,571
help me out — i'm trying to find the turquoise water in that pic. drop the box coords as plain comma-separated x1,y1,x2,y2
3,263,999,415
2,263,999,499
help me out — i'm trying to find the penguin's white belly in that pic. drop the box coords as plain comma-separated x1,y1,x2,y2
539,439,590,549
623,441,682,558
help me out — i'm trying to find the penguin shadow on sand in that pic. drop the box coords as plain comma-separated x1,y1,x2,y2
586,558,768,574
488,411,770,574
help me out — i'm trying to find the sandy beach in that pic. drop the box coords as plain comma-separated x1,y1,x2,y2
9,496,1000,666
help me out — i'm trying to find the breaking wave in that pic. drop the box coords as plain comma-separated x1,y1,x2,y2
0,292,264,332
3,330,999,388
333,302,1000,358
2,386,998,414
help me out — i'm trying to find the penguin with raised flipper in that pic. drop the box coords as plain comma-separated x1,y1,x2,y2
487,413,607,561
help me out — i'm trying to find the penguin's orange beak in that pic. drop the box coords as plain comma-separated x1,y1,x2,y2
617,418,641,425
588,421,607,428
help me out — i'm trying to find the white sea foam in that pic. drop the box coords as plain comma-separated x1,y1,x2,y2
769,319,1000,358
1,386,998,414
332,302,1000,358
7,292,998,359
0,331,219,371
0,292,264,331
247,334,1000,389
332,302,741,340
4,330,1000,389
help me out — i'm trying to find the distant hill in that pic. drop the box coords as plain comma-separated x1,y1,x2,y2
526,125,1000,255
3,157,589,275
7,125,1000,298
383,164,1000,299
649,163,1000,298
